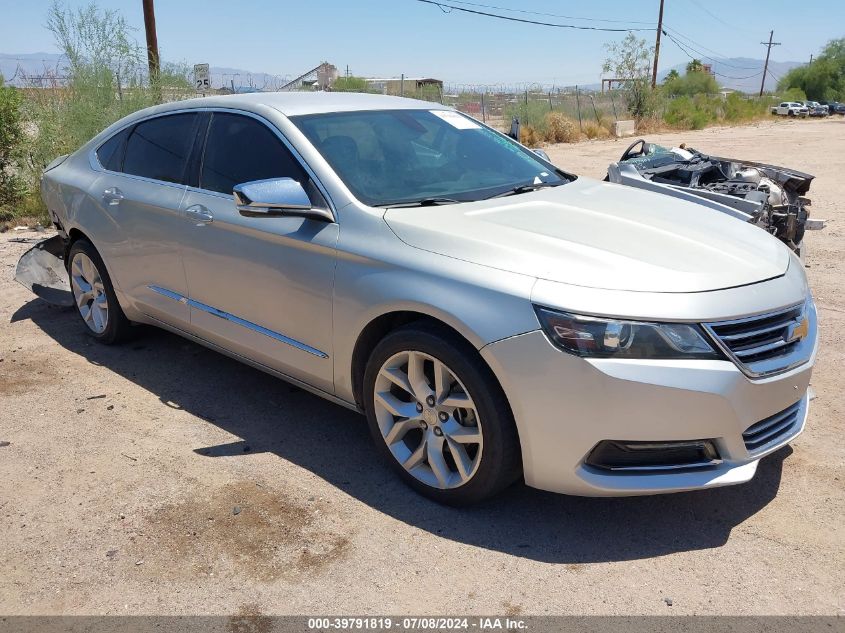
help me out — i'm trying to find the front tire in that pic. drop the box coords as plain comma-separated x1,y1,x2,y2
363,322,522,505
68,239,132,344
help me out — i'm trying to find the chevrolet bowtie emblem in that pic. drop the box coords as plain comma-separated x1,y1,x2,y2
789,316,809,342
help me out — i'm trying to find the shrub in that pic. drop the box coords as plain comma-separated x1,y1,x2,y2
519,124,541,147
0,76,28,220
662,93,771,131
13,2,193,221
662,70,719,98
664,96,711,129
545,112,579,143
583,121,610,139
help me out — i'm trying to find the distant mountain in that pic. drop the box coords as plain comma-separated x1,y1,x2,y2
0,53,291,90
2,52,805,95
659,57,804,93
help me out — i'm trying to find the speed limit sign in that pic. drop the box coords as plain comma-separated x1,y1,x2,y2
194,63,210,93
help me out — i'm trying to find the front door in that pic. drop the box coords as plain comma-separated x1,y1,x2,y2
179,111,338,393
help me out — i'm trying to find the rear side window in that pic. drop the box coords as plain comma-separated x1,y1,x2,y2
123,113,198,184
96,128,130,171
200,113,307,195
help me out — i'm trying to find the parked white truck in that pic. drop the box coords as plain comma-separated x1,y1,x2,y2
771,102,809,117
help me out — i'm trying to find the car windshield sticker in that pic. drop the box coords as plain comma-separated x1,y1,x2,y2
430,110,481,129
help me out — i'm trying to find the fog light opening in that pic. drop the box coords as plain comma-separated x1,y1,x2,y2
585,439,721,472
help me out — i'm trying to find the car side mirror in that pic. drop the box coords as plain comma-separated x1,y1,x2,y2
233,177,333,222
532,149,551,162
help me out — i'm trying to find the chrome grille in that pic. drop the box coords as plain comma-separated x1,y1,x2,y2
743,401,801,453
704,300,815,378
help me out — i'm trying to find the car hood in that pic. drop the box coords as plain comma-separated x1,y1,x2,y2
382,177,790,293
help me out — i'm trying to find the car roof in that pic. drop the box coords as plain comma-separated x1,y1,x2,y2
147,91,449,117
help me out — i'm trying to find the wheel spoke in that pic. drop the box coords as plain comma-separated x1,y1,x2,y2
80,304,93,324
91,303,103,331
433,359,454,404
384,417,419,445
72,275,92,295
406,351,431,401
442,421,482,445
426,435,450,487
402,438,427,470
374,391,416,419
81,255,97,283
75,289,92,309
445,436,473,482
442,392,473,409
379,365,414,398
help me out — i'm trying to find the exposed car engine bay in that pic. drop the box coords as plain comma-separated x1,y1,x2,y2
607,139,824,254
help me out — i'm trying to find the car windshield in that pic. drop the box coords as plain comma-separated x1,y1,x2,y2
290,109,567,207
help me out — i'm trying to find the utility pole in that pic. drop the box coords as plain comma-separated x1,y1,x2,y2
759,30,781,97
142,0,161,102
651,0,665,89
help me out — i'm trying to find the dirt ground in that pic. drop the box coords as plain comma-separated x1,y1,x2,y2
1,117,843,617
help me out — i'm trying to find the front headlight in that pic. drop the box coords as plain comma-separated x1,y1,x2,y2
534,306,720,360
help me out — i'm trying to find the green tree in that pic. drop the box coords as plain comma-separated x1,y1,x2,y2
663,68,719,97
31,2,192,167
686,59,705,74
0,75,28,218
663,69,680,83
603,32,659,118
778,37,845,100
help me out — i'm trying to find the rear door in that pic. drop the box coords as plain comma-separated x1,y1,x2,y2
92,112,202,325
178,111,338,392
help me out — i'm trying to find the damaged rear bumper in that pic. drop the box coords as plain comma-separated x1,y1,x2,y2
14,234,73,306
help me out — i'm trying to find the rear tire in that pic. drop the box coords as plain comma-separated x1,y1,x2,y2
67,239,133,344
363,321,522,505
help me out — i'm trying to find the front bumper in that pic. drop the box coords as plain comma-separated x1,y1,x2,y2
481,329,815,496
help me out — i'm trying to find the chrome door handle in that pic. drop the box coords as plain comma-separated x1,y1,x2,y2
184,204,214,225
102,187,124,206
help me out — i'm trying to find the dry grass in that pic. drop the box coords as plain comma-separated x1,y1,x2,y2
519,124,541,146
583,121,611,140
545,112,580,143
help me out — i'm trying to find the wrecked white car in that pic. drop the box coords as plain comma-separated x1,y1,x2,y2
607,139,824,255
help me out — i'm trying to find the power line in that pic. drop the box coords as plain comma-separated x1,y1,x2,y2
415,0,656,32
688,0,755,35
662,25,759,70
438,0,655,25
662,31,762,80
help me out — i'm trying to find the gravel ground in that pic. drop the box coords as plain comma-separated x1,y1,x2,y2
0,117,843,617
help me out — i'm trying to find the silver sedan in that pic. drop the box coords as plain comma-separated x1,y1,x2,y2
35,92,817,504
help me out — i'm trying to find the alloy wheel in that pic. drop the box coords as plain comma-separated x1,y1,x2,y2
373,350,483,489
70,253,109,334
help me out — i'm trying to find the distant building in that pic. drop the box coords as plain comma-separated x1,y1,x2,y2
279,62,339,91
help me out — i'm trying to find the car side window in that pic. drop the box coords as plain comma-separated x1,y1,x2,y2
123,113,198,184
200,113,308,195
96,128,130,172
